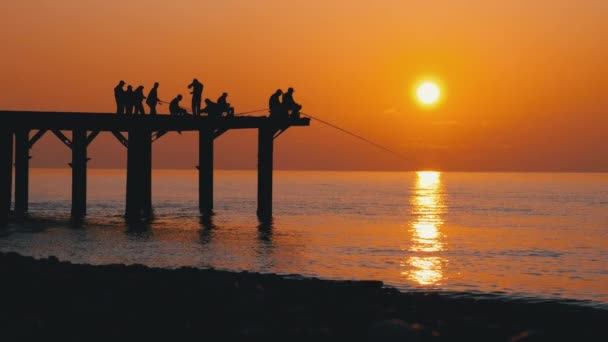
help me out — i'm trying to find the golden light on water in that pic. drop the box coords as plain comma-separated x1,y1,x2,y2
403,171,447,285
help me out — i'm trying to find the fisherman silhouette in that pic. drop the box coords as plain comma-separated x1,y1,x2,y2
217,92,234,117
187,78,204,116
269,89,285,118
169,95,188,116
134,86,146,115
114,80,126,115
201,99,221,118
146,82,160,116
125,85,135,115
282,87,302,119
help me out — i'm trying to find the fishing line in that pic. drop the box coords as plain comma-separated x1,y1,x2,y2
300,112,408,162
158,99,407,162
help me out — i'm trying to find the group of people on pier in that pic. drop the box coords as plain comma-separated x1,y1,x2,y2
114,79,302,119
113,79,234,118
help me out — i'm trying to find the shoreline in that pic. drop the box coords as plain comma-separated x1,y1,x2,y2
1,252,606,341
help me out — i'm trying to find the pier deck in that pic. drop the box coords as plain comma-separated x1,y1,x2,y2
0,111,310,223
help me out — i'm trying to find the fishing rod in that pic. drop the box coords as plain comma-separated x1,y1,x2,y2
235,107,408,161
234,108,268,116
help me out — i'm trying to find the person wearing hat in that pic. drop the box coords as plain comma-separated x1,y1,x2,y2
282,87,302,119
114,80,126,115
217,92,234,117
187,78,204,116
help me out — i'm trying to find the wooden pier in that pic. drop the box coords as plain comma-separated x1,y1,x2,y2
0,111,310,223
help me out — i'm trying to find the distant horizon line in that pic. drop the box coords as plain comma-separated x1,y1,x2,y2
25,167,608,174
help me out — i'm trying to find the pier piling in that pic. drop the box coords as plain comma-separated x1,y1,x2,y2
199,128,214,214
1,129,13,224
257,125,275,219
71,129,87,218
142,129,152,216
1,111,309,221
125,128,152,219
126,129,141,219
14,130,30,216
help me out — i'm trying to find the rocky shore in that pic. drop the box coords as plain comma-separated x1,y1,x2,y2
0,252,606,341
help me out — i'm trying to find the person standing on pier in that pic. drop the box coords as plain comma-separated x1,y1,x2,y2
146,82,160,116
134,86,146,115
169,95,188,116
114,80,126,114
125,85,135,115
217,92,234,117
282,87,302,119
269,89,284,118
187,78,203,116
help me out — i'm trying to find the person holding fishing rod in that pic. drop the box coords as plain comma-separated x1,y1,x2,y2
169,94,189,116
282,87,302,119
146,82,161,115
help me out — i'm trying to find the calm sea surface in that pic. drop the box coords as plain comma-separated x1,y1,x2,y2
2,169,607,308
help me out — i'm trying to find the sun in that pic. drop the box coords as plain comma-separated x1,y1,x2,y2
415,81,441,107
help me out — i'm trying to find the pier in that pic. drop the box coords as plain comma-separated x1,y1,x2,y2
0,111,310,223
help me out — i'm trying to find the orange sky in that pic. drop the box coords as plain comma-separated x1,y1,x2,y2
1,0,607,171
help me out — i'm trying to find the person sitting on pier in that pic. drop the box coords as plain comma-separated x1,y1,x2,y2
114,80,126,115
169,95,188,116
134,86,146,115
146,82,160,116
217,92,235,117
125,85,135,115
282,87,302,119
188,78,204,116
269,89,287,119
201,99,221,118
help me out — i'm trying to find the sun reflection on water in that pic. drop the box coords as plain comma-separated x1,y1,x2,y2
403,171,447,286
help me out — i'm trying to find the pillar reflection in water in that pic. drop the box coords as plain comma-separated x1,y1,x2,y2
403,171,447,286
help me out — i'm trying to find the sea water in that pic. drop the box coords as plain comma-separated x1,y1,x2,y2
1,169,607,308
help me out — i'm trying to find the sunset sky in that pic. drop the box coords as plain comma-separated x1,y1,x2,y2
1,0,607,171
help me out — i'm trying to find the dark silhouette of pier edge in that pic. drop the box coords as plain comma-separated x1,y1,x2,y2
0,87,310,225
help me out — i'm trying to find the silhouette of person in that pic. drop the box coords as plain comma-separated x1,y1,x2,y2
201,99,221,118
187,78,203,116
169,95,188,116
269,89,285,118
282,87,302,118
114,80,126,114
217,92,234,117
146,82,160,116
125,85,135,115
134,86,146,115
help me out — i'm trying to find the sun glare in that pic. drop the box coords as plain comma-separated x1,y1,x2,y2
415,81,441,107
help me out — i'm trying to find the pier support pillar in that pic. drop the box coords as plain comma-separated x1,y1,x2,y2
257,126,275,219
14,130,30,216
199,128,214,214
71,129,87,218
141,129,152,216
1,129,13,224
126,129,152,219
